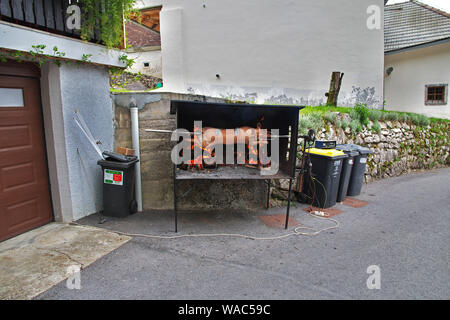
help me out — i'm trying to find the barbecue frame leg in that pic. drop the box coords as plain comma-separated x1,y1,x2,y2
173,164,178,233
285,178,293,229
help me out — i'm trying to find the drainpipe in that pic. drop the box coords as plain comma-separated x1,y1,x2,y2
130,102,143,212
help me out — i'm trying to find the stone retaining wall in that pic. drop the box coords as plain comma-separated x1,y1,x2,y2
313,117,450,183
113,92,266,211
113,95,449,210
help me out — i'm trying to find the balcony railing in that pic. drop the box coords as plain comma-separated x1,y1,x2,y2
0,0,102,43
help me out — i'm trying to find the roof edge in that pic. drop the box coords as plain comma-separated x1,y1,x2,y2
411,0,450,18
127,19,160,35
385,37,450,55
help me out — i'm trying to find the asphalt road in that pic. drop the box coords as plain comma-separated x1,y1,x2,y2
37,168,450,300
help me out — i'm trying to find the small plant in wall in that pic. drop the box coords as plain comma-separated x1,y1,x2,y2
109,54,135,76
1,45,133,74
0,45,67,67
81,54,93,63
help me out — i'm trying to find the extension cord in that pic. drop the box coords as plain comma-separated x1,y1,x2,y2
311,210,328,217
69,210,340,241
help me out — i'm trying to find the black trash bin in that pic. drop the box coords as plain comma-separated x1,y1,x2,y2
98,155,139,218
303,148,347,208
336,144,373,197
335,146,359,202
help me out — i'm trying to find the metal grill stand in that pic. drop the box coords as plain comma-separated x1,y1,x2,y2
168,100,302,233
173,164,297,233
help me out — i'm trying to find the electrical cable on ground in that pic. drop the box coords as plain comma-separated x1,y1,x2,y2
70,211,339,241
71,134,339,241
311,177,329,217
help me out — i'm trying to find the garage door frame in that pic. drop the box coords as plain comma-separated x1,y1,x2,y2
0,60,54,241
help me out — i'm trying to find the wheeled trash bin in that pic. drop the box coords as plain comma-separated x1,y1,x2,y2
303,148,348,208
98,154,139,218
334,145,359,202
336,144,373,197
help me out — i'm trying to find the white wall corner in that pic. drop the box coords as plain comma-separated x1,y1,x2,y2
40,63,75,222
160,7,187,93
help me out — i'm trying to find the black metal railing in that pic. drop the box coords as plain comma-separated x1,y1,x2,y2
0,0,102,43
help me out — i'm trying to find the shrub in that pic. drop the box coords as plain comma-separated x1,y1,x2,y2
418,114,430,126
298,116,313,136
341,119,350,130
372,120,381,133
385,112,399,122
349,109,359,121
410,114,420,125
309,112,324,130
354,103,370,126
399,113,409,123
299,113,324,136
368,109,382,122
356,122,363,133
323,111,338,124
349,119,359,133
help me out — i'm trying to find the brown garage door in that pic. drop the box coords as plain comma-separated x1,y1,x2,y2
0,62,52,242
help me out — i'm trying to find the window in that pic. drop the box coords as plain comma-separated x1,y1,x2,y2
0,88,24,107
425,84,448,105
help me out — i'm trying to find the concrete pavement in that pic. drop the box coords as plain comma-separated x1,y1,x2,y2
0,223,130,300
36,168,450,300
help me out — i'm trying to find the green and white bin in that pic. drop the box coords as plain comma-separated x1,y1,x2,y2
98,156,139,218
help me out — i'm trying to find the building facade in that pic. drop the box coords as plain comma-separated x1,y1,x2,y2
135,0,385,107
384,1,450,119
0,2,126,241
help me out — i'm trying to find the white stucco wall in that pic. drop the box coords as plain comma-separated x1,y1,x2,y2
135,0,384,107
59,64,114,220
127,47,162,78
385,41,450,119
41,63,114,222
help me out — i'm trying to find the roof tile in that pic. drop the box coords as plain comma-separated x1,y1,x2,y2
385,0,450,52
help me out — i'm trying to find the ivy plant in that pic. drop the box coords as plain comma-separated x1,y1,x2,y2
78,0,137,48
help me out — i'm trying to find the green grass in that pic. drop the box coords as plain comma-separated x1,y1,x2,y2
429,117,450,124
300,105,354,115
298,104,449,129
110,88,158,93
272,102,448,126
